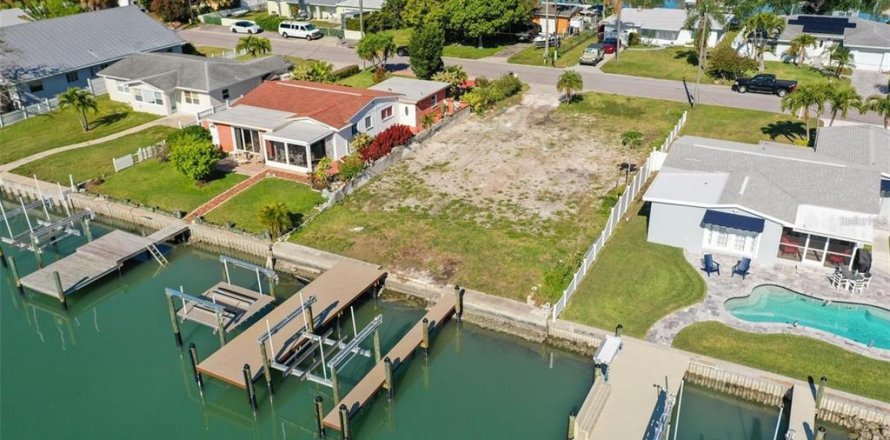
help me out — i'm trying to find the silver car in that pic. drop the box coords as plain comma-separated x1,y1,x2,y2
230,21,262,34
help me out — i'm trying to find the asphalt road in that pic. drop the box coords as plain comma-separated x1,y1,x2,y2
179,26,883,125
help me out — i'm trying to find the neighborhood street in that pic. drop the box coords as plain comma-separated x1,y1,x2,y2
178,26,884,125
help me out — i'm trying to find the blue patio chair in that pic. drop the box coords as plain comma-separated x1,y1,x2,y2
701,254,720,277
732,257,751,279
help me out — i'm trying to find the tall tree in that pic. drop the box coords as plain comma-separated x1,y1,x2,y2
825,86,861,126
780,83,826,144
58,88,97,132
22,0,81,20
442,0,533,48
743,12,785,71
258,203,292,238
800,0,889,15
356,33,397,68
151,0,189,22
684,0,725,105
788,33,817,68
862,93,890,129
408,20,445,79
829,45,854,78
236,36,271,57
403,0,444,28
556,70,583,102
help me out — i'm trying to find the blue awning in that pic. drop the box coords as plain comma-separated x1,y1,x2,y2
701,210,765,233
881,179,890,192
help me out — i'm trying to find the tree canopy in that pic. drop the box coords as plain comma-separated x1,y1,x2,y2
237,36,272,57
441,0,534,47
169,132,221,182
356,33,397,68
409,20,445,79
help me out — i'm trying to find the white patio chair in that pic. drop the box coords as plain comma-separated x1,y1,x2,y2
828,270,843,289
849,279,867,295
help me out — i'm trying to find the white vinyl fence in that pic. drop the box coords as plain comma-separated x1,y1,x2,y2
112,143,166,172
550,111,688,321
0,79,106,128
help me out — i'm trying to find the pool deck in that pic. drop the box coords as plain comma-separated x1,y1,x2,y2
647,251,890,361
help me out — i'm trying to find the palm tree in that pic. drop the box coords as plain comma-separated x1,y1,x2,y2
556,70,583,102
829,45,854,78
789,33,817,68
236,35,271,58
257,203,292,238
862,93,890,129
780,83,827,144
58,87,98,132
743,12,785,71
432,65,468,97
684,0,725,105
825,86,861,126
291,60,335,82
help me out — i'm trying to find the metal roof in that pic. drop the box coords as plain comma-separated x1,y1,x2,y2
0,6,184,83
602,8,726,32
203,105,294,131
369,77,448,103
268,120,334,144
815,125,890,175
98,53,290,93
0,8,28,27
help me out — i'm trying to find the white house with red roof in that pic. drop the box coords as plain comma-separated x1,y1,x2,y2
201,80,403,174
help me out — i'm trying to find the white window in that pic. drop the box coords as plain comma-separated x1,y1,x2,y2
182,91,200,105
134,88,144,102
364,115,373,130
431,93,438,106
381,106,393,120
117,82,130,94
150,91,164,105
703,225,758,255
65,71,79,83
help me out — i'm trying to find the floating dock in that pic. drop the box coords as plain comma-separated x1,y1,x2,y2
20,223,188,298
176,282,275,332
323,296,455,432
196,262,386,388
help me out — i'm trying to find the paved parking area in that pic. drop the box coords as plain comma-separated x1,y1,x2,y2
852,69,890,97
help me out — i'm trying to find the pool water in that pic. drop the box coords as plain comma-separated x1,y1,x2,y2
0,204,591,439
670,382,788,440
725,285,890,350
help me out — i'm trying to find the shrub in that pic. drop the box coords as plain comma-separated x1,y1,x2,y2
360,124,414,162
311,157,333,189
166,125,211,145
292,60,335,82
462,73,523,114
421,112,437,128
345,12,374,31
620,131,643,148
332,64,361,81
351,132,373,151
707,45,757,80
338,154,365,181
373,66,388,83
474,76,490,88
257,202,292,238
627,32,641,47
169,136,221,182
254,13,284,32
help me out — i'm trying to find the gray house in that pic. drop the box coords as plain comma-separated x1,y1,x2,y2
0,6,185,105
643,135,880,269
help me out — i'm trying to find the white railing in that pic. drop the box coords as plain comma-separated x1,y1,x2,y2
550,111,687,321
112,143,165,172
0,79,107,128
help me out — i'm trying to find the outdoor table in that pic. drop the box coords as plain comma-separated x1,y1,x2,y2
839,268,864,282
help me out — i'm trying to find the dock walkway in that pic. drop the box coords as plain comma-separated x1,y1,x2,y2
20,223,187,297
177,282,275,332
788,384,817,440
322,297,455,431
196,262,386,388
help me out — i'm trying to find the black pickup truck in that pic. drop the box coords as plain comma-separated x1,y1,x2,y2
732,74,798,97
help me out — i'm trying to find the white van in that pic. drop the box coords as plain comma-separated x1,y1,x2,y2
278,21,323,40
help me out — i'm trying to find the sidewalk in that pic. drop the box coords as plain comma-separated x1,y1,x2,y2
0,113,192,173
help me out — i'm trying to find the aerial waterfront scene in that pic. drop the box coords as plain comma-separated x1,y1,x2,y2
1,0,890,438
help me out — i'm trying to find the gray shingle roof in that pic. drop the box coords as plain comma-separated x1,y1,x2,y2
98,53,290,93
778,15,890,49
647,136,880,222
0,6,184,83
815,125,890,175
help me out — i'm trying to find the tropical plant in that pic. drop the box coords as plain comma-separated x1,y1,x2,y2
236,35,272,58
556,70,583,102
291,60,335,82
311,157,333,189
409,19,445,79
58,88,98,132
373,66,388,83
861,93,890,129
829,45,854,78
257,203,292,238
23,0,82,20
684,0,726,103
360,124,414,162
743,12,785,71
432,65,468,97
825,86,861,126
421,111,437,128
357,33,397,68
254,13,284,32
351,132,373,151
338,154,366,181
788,33,817,67
780,83,827,144
168,136,221,182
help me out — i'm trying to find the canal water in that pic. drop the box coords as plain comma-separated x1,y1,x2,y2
0,205,591,439
670,382,788,439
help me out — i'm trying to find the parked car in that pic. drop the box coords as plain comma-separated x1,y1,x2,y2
533,33,560,48
516,23,542,42
602,37,620,54
732,74,798,97
278,21,323,40
229,21,262,34
396,45,409,57
579,43,604,65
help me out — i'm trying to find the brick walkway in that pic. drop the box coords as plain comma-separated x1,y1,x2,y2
185,170,270,221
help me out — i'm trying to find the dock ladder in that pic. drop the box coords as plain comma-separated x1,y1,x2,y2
146,243,168,266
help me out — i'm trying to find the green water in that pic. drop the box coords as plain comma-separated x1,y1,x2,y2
670,383,787,440
0,210,591,439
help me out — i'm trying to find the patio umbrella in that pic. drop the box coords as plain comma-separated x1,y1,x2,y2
855,249,872,273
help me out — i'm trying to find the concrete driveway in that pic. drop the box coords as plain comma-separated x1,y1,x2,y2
852,69,890,97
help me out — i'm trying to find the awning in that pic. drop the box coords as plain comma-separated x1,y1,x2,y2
701,210,765,233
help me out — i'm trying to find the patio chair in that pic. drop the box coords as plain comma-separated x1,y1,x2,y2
849,279,867,295
732,257,751,279
701,254,720,277
829,269,844,289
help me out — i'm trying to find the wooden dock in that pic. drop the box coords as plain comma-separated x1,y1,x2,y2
20,223,188,297
322,296,455,431
196,262,386,388
787,384,816,440
177,282,274,332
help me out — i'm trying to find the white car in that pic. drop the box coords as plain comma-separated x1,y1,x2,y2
278,21,323,40
229,21,262,34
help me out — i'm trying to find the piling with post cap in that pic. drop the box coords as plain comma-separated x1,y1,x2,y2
331,366,341,404
338,404,351,440
306,304,316,334
615,324,623,337
8,256,23,294
421,317,430,355
53,271,67,310
815,426,826,440
592,362,599,383
81,218,92,242
215,310,226,347
373,328,381,363
166,294,183,347
383,357,394,399
259,340,274,396
31,235,43,268
0,246,6,268
243,364,258,411
314,396,326,438
567,409,577,440
816,377,828,409
454,285,464,321
188,343,204,393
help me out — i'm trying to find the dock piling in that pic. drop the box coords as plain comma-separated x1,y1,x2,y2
338,404,351,440
81,217,92,242
383,357,394,399
53,271,67,310
331,366,341,404
7,256,23,294
188,343,204,394
567,408,577,439
166,294,183,347
243,364,258,412
373,328,381,363
815,426,826,440
31,235,43,268
421,317,430,356
0,246,6,268
615,324,623,337
259,341,274,396
454,285,464,321
314,396,326,438
306,304,316,334
816,377,828,409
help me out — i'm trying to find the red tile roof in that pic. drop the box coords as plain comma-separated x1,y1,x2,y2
235,80,399,128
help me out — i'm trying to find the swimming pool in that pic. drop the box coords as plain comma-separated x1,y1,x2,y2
725,285,890,350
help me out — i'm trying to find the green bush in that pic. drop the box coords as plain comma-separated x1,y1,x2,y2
628,32,641,47
338,154,365,181
168,136,221,182
254,13,283,32
488,74,522,100
345,12,374,31
351,132,373,151
202,14,221,25
706,45,757,80
165,125,211,145
463,73,523,114
621,131,643,148
332,64,361,81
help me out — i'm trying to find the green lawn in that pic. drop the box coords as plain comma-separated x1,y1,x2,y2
194,45,229,57
11,126,175,184
337,69,387,88
383,28,412,46
91,159,247,214
508,34,598,67
203,178,323,233
562,206,705,337
442,43,505,59
674,322,890,403
0,96,161,165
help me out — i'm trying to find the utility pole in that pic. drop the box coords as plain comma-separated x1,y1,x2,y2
693,11,707,106
614,0,621,61
359,0,365,38
544,1,550,64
